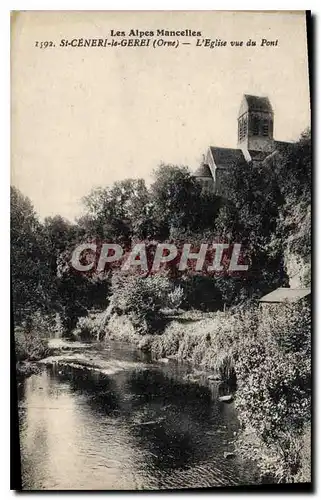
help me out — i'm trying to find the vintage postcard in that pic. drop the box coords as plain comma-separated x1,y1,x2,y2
11,11,311,491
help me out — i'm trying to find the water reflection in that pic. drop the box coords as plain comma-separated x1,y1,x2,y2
18,342,258,490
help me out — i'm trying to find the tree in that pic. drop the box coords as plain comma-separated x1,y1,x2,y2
273,130,311,282
150,163,223,239
214,156,287,297
11,187,53,323
82,179,150,241
42,215,80,280
274,129,311,207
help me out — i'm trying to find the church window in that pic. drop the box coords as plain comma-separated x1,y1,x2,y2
238,116,247,141
252,116,259,135
262,120,269,136
238,121,241,141
242,117,247,138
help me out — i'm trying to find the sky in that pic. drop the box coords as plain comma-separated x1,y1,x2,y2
11,11,310,221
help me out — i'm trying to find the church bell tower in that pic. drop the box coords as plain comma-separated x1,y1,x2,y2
237,95,274,153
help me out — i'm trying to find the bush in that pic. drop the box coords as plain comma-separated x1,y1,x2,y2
15,329,49,362
110,272,185,334
151,323,185,359
73,315,101,341
235,303,311,482
14,316,50,362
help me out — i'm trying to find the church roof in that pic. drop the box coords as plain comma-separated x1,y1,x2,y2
209,147,245,167
274,140,292,151
262,141,293,167
194,163,212,178
243,94,273,114
259,287,311,304
247,150,271,162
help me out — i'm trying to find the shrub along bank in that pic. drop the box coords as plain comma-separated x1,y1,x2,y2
14,312,59,377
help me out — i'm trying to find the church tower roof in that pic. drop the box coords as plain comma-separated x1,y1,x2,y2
241,94,273,114
238,94,274,152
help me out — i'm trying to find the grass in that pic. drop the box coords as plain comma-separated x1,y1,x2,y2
104,307,255,382
149,307,255,381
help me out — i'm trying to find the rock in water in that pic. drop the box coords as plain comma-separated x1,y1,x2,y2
218,394,234,403
208,374,221,381
224,452,235,459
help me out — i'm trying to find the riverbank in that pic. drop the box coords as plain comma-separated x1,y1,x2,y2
89,303,311,484
18,339,259,490
105,309,238,382
16,301,310,484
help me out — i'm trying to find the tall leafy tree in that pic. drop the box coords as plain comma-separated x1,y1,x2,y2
150,163,223,239
214,155,287,297
82,179,150,241
11,187,53,323
273,130,311,285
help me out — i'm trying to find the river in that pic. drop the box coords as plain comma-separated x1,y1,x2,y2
17,339,259,490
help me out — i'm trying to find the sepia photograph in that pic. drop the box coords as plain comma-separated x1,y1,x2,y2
11,10,311,491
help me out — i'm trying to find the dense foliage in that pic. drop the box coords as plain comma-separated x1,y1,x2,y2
110,272,184,334
14,312,54,362
11,187,54,323
235,303,311,482
11,130,311,331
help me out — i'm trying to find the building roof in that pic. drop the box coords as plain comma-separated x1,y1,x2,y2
194,163,213,178
247,150,271,162
209,147,245,168
243,94,273,114
274,140,292,151
262,141,293,167
259,287,311,304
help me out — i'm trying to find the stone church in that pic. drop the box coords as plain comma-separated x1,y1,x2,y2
194,94,290,194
